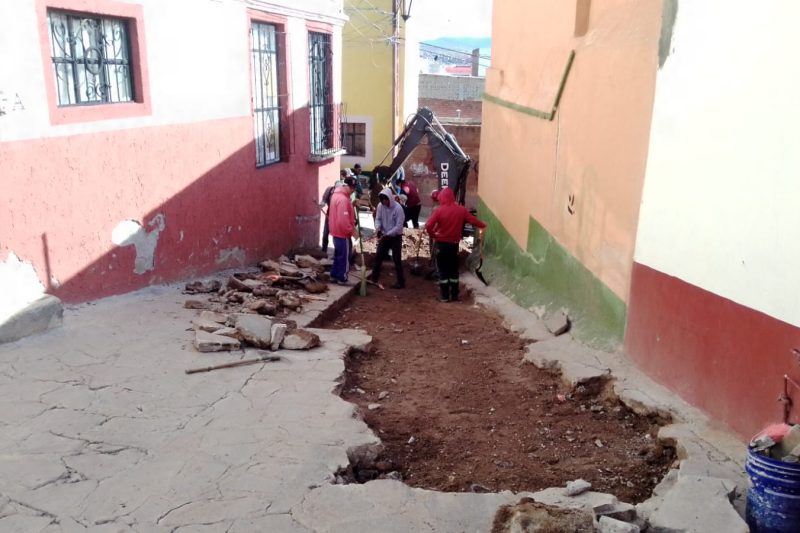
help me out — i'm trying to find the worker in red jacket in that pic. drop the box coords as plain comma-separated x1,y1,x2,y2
328,176,359,285
424,187,486,302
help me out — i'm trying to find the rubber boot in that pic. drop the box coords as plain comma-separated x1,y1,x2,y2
439,282,450,302
450,281,460,302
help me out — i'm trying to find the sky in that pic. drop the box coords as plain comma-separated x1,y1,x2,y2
409,0,493,41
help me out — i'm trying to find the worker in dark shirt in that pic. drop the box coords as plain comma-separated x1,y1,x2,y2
396,173,422,228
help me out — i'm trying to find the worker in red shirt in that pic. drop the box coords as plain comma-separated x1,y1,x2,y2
328,176,359,285
396,173,422,228
424,187,486,302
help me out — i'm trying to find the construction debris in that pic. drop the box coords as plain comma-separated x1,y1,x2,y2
750,423,800,463
182,252,336,358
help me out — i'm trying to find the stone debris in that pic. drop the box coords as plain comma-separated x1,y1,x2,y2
183,253,339,341
183,299,209,309
192,316,224,333
194,330,241,352
749,423,800,463
282,329,321,350
593,501,637,522
213,326,239,339
598,515,640,533
270,323,287,351
183,279,221,294
233,314,273,349
368,403,381,410
564,478,592,496
378,391,389,400
199,310,228,323
491,498,594,533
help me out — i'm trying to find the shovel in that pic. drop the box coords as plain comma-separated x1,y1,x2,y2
467,228,488,286
409,230,426,276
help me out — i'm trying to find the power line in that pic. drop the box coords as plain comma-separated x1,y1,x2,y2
420,42,491,61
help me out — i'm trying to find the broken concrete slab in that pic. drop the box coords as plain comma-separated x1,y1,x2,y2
524,334,611,391
192,316,224,333
233,314,273,348
493,498,595,532
292,479,534,533
199,310,228,324
194,330,241,352
532,487,620,512
461,275,553,342
0,295,63,344
544,310,570,336
282,329,321,350
270,323,287,351
638,475,747,533
598,515,640,533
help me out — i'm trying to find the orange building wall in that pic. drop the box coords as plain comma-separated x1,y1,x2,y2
479,0,661,302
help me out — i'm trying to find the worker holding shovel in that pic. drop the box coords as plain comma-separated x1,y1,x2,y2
368,187,406,289
424,187,486,302
328,176,359,285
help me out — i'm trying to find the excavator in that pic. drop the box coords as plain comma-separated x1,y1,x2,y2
370,107,471,206
368,107,487,284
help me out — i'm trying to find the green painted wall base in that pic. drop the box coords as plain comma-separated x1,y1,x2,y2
478,200,626,349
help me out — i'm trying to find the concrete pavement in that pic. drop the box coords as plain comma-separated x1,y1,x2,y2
0,273,749,532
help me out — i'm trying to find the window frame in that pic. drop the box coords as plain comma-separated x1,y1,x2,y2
36,0,150,125
248,10,291,167
250,21,281,167
341,121,366,157
308,30,335,157
47,10,135,107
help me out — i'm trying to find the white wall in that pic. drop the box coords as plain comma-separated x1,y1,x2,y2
634,0,800,327
0,0,345,142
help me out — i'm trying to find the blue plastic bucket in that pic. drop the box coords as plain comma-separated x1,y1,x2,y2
746,446,800,532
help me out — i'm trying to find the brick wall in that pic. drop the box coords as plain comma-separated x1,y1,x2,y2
404,123,481,211
419,74,485,101
418,98,482,120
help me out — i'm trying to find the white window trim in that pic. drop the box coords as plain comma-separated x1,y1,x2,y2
340,114,373,167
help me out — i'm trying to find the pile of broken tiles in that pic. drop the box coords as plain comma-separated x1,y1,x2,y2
749,423,800,463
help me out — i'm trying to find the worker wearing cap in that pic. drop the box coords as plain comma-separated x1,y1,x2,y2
424,187,486,302
329,176,359,285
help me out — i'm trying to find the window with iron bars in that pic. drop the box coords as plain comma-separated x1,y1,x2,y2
251,22,282,166
47,10,134,106
308,32,340,158
342,122,366,157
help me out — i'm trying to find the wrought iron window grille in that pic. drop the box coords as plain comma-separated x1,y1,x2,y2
47,10,134,106
308,32,343,160
251,22,284,167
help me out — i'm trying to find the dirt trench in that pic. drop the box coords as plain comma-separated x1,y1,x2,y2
318,264,674,504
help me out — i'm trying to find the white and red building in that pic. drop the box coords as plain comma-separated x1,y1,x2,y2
1,0,345,318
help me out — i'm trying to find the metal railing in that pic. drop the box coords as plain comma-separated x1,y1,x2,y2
308,101,344,161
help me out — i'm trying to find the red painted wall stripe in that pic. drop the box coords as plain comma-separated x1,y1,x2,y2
625,262,800,439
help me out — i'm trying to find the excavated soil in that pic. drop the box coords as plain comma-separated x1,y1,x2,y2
322,267,675,504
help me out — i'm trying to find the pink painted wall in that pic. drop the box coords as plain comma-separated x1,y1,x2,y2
1,111,337,303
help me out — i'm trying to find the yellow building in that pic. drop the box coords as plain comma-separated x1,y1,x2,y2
341,0,418,171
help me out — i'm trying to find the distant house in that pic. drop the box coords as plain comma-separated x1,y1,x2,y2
479,0,800,438
340,0,418,171
0,0,346,318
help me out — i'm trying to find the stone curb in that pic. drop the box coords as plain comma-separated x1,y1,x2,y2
462,273,749,533
0,294,63,344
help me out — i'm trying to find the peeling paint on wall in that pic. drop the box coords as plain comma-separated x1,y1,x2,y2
111,214,166,275
217,247,246,266
659,0,678,68
0,252,45,323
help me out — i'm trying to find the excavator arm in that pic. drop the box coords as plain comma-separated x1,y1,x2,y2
373,108,471,205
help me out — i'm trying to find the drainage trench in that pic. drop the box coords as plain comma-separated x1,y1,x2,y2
317,274,674,504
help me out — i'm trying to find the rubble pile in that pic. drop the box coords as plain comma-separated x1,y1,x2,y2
750,423,800,463
182,253,333,353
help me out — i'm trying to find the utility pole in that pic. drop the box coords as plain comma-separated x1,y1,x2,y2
391,0,399,146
